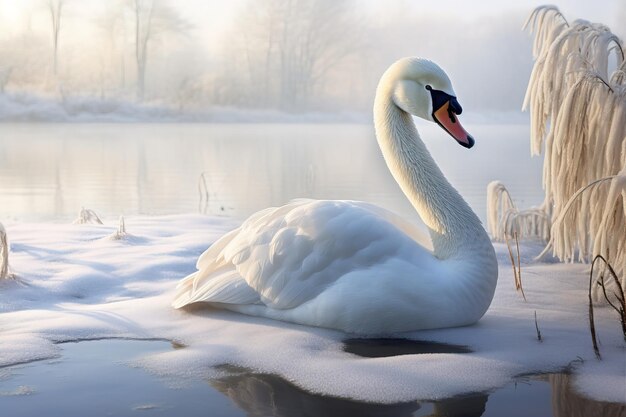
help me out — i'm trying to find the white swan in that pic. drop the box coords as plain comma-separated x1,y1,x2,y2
173,58,498,334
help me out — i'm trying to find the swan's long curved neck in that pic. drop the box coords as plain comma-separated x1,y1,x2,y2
374,86,488,260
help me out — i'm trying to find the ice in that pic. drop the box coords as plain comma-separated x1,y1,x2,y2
0,215,623,404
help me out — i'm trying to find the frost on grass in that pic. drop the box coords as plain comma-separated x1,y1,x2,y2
108,215,128,240
488,6,625,284
0,223,10,280
73,207,103,225
486,181,550,242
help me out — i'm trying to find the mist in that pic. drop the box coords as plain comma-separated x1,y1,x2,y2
0,0,614,119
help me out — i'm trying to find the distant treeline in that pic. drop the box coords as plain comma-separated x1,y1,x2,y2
0,0,541,114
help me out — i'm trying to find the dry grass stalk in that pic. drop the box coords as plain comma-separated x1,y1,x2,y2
534,311,542,342
198,172,210,214
73,207,103,224
588,254,626,359
505,232,527,301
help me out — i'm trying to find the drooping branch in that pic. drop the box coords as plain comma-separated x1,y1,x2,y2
514,6,626,283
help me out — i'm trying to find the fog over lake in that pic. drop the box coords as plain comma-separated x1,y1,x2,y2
0,122,543,224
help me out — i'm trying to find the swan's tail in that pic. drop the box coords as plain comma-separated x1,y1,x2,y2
172,227,260,309
172,266,259,308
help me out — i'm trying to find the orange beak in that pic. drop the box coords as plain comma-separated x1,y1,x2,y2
433,102,474,148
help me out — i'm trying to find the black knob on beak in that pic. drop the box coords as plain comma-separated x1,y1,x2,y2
449,97,462,115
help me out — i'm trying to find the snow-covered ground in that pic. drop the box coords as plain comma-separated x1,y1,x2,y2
0,215,624,404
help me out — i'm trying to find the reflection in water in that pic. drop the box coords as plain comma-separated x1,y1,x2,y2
549,373,626,417
1,338,624,417
210,369,626,417
210,369,488,417
343,338,472,358
429,395,487,417
0,123,543,222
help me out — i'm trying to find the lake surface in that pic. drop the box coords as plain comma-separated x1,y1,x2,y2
1,339,624,417
0,123,544,224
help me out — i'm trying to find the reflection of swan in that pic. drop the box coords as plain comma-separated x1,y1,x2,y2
211,369,626,417
210,369,487,417
210,370,421,417
173,58,498,334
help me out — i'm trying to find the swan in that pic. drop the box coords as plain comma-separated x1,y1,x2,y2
173,57,498,334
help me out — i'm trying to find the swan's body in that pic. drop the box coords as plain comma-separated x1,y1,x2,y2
173,58,498,334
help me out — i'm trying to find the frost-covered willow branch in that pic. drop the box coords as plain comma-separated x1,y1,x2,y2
542,168,626,292
523,6,623,156
486,181,550,241
0,223,10,279
519,6,626,282
523,5,569,60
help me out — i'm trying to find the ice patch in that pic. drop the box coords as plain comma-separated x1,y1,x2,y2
0,385,35,397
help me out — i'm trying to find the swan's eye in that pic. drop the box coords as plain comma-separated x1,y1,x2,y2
425,85,432,91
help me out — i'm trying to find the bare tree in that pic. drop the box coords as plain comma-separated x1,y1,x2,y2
230,0,361,110
0,30,49,91
46,0,65,75
95,3,128,96
126,0,189,100
0,67,13,93
130,0,153,100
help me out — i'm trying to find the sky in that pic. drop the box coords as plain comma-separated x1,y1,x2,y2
179,0,625,39
166,1,624,48
0,0,622,39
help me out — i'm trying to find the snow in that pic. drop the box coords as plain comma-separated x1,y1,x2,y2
0,215,624,404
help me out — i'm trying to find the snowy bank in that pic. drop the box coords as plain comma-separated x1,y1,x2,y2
0,215,623,404
0,93,367,124
0,92,527,124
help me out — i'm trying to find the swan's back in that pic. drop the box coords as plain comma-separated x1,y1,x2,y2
173,199,434,310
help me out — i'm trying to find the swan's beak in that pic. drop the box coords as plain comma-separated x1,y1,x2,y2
433,101,475,149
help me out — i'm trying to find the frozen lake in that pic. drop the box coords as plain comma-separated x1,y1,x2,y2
0,123,543,224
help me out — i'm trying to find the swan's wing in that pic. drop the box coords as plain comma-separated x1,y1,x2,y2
173,200,434,310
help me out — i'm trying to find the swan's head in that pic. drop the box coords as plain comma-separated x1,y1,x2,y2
386,57,474,149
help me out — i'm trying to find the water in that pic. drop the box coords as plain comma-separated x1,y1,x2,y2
0,123,543,224
0,339,623,417
343,338,472,357
0,340,240,417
